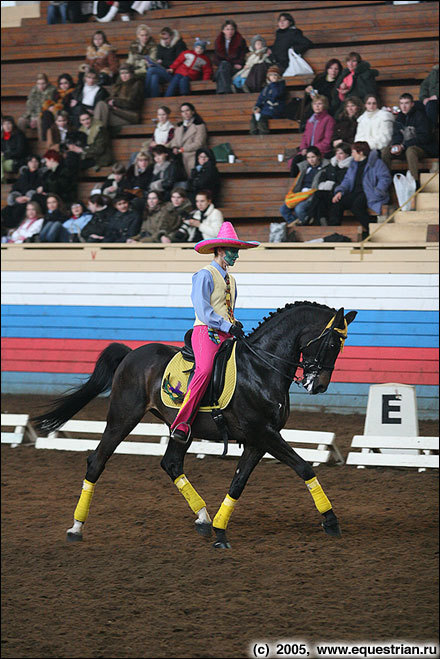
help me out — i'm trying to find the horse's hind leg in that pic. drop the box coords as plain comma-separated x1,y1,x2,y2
263,429,341,538
67,386,147,542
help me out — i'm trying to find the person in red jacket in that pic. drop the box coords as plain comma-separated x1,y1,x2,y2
165,38,213,97
289,95,336,171
214,19,248,94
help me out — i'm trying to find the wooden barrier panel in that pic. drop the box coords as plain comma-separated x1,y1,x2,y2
346,435,439,469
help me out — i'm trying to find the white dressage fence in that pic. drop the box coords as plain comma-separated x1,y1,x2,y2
1,414,38,447
346,435,439,471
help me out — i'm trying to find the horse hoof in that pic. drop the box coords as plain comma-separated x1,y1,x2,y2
213,540,231,549
195,521,212,537
321,521,342,538
66,531,83,542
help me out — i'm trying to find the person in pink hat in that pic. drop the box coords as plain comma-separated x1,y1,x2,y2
170,222,259,444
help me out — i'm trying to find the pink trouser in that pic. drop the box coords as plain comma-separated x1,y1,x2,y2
170,325,230,430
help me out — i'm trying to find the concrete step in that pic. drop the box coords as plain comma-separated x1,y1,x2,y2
420,172,439,192
416,192,439,210
394,210,439,224
368,223,428,242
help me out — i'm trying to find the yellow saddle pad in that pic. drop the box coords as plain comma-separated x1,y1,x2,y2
160,343,237,411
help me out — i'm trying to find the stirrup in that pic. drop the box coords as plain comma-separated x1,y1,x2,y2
170,423,191,445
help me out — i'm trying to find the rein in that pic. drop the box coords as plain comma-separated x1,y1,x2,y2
240,337,301,381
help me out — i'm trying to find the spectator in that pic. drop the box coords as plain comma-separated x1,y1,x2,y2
288,95,335,167
332,52,378,114
99,163,130,199
232,35,271,93
41,149,79,205
419,64,439,129
47,1,68,24
165,187,194,241
39,200,92,242
307,142,353,225
78,30,119,86
81,194,112,242
301,58,343,128
149,145,182,197
69,71,109,127
94,1,133,22
1,154,44,235
94,63,144,130
214,19,248,94
40,193,68,229
144,27,187,98
127,24,157,79
3,201,44,244
46,111,72,152
174,189,223,242
187,147,220,203
250,66,286,135
355,95,395,151
73,110,112,171
279,147,329,226
149,105,175,148
127,190,179,243
125,151,153,199
1,116,28,183
165,38,213,97
103,194,142,242
168,102,208,177
269,12,313,74
381,93,436,183
18,74,56,138
40,73,76,142
66,1,93,23
332,96,364,148
329,141,391,235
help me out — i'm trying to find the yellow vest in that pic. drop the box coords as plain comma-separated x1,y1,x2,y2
194,264,236,327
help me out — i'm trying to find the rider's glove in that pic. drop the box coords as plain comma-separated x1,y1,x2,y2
229,323,245,339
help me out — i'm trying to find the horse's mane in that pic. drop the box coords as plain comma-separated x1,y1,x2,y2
248,300,336,338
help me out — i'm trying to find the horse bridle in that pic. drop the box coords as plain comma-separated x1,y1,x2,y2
240,317,347,382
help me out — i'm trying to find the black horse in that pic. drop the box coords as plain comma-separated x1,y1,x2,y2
33,302,357,548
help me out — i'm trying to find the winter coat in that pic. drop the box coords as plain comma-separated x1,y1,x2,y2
419,64,439,102
169,50,213,81
8,165,44,204
80,43,119,78
127,36,157,77
155,30,187,68
391,104,434,154
62,212,93,237
355,108,395,151
232,35,270,82
169,118,208,176
125,163,153,195
151,120,175,146
23,83,56,120
79,118,112,168
270,26,313,72
148,160,177,194
292,158,330,192
335,149,391,214
164,197,193,239
214,31,248,67
8,217,44,243
108,77,145,123
103,209,142,242
191,203,223,240
300,110,335,155
80,206,112,241
332,60,378,110
188,148,221,200
100,174,131,199
71,83,109,110
41,85,76,117
332,114,359,146
256,80,286,118
130,203,179,243
41,162,78,204
1,129,28,168
316,154,353,191
41,208,68,229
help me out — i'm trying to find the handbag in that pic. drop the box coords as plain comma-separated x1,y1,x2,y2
284,174,316,209
269,222,287,243
283,49,314,77
393,172,416,211
211,142,234,163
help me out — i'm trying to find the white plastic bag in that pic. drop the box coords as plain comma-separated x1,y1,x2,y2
393,172,416,211
269,222,287,242
283,49,314,77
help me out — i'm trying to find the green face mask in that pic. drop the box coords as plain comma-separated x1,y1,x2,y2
224,248,239,266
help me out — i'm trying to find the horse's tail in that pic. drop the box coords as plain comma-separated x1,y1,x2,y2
32,342,132,432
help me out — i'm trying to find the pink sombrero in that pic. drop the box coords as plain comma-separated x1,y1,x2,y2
194,222,260,254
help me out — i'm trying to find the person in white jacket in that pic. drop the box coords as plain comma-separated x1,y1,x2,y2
175,190,223,242
354,94,395,151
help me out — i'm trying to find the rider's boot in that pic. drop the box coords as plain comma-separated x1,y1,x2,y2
170,422,191,444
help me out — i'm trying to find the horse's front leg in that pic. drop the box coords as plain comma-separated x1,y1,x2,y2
212,444,265,549
263,428,341,538
160,439,212,537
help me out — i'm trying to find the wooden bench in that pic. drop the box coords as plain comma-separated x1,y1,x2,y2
346,435,439,471
35,419,342,465
1,413,38,447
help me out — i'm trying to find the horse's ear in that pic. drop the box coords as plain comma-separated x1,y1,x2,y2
345,310,357,325
332,308,345,328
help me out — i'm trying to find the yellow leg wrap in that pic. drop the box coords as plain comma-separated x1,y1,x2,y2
174,474,206,514
305,477,332,514
212,494,237,530
74,479,95,523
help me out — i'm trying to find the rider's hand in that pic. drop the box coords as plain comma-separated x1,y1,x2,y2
229,323,245,339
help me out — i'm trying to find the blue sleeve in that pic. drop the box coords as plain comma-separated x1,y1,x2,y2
191,270,232,333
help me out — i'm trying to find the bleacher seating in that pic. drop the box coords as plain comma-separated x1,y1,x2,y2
1,0,438,243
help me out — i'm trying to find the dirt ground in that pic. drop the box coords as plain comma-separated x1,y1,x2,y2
1,394,439,659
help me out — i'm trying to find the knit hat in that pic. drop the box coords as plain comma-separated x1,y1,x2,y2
267,65,282,78
119,63,134,74
195,222,260,254
250,34,267,51
194,37,209,52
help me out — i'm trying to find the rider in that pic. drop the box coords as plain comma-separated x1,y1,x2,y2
170,221,259,444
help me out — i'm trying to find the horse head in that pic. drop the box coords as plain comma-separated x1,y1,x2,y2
299,307,357,395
